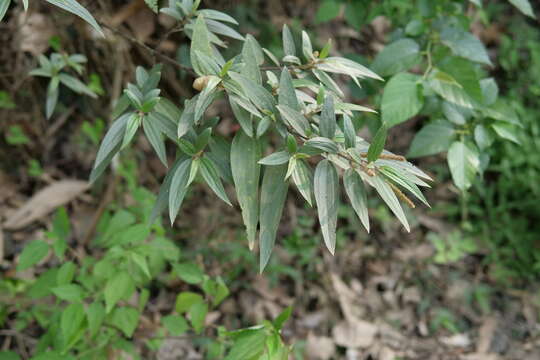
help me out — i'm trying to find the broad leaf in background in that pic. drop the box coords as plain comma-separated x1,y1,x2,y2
440,25,492,66
508,0,535,18
381,73,423,127
429,70,474,109
17,240,49,271
259,164,288,272
408,120,455,158
447,141,480,191
231,131,261,249
314,160,339,254
371,38,421,77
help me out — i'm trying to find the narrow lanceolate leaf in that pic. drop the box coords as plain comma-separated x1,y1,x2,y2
407,120,455,158
379,166,430,207
319,96,336,139
314,160,339,254
447,141,480,191
46,0,104,37
121,113,140,149
508,0,535,18
343,114,356,149
59,73,97,98
292,159,313,206
381,73,423,127
168,158,192,224
46,77,59,119
258,151,290,166
200,156,232,206
371,38,421,77
0,0,11,22
301,30,314,60
343,169,370,232
231,131,261,249
242,35,262,84
259,164,288,272
143,116,167,167
90,113,130,183
150,157,188,224
278,68,300,111
282,24,296,57
194,75,220,122
228,72,275,112
366,174,410,232
190,15,214,76
230,98,253,137
367,123,388,162
277,105,310,137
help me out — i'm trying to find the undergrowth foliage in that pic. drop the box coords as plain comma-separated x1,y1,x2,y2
88,1,433,272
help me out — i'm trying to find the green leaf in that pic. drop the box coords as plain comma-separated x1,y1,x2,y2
439,57,482,103
440,25,492,65
230,98,254,137
46,77,59,119
225,329,267,360
301,30,314,60
343,114,356,148
142,115,167,167
189,301,208,334
175,292,204,313
379,167,430,207
407,120,455,158
58,73,97,98
320,95,336,139
314,160,339,254
197,9,239,24
191,15,214,76
195,76,220,123
150,156,188,223
491,122,520,144
447,141,480,191
168,158,192,224
371,38,421,77
131,252,151,278
121,112,141,149
46,0,104,36
442,101,471,125
474,124,495,150
61,303,85,348
56,261,76,285
277,105,310,137
278,68,300,111
0,0,11,22
315,0,341,23
228,72,275,113
343,169,369,233
162,315,188,336
144,0,157,12
429,70,474,109
200,156,232,205
90,113,130,183
292,159,313,206
87,302,105,338
282,24,296,56
259,164,288,272
508,0,535,18
231,131,261,249
381,72,423,127
480,78,498,106
367,175,410,232
305,137,338,154
104,271,134,313
17,240,49,271
110,307,139,337
52,284,84,302
367,123,388,163
173,262,204,284
242,35,262,84
259,151,290,166
273,306,293,331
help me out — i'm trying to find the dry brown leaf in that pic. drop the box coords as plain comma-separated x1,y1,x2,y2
330,273,364,322
305,333,335,360
332,320,378,349
440,333,471,348
477,317,497,353
18,13,55,55
3,180,89,230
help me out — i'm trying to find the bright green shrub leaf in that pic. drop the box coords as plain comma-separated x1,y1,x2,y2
273,306,293,331
292,159,313,206
110,307,139,337
440,25,492,65
52,284,84,302
90,113,130,183
104,271,134,313
508,0,535,18
315,0,341,23
176,292,204,313
131,252,151,278
46,0,104,37
87,302,105,338
174,262,204,284
371,38,421,77
17,240,49,271
320,95,336,139
447,141,480,191
231,131,261,249
314,160,339,254
381,73,423,127
200,156,232,205
225,329,267,360
492,122,520,144
189,301,208,334
442,101,471,125
367,123,388,162
168,158,192,224
259,164,288,272
440,57,482,103
0,351,20,360
56,261,76,285
407,120,455,158
61,303,85,348
429,70,474,108
162,315,188,336
480,78,498,106
474,124,495,150
343,169,370,233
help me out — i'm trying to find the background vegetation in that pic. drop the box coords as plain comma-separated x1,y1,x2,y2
0,0,539,359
